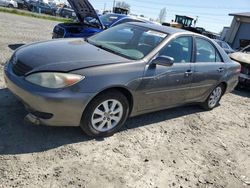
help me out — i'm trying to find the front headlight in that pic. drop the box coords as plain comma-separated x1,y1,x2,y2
25,72,84,89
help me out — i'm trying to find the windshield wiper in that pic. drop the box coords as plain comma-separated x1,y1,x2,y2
98,45,122,56
87,40,135,60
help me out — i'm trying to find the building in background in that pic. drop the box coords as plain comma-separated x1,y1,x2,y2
225,12,250,49
220,26,230,41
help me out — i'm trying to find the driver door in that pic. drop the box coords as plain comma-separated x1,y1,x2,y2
138,36,194,111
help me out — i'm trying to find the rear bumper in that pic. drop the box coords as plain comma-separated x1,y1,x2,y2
4,63,95,127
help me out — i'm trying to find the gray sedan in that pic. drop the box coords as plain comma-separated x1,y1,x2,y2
4,23,240,137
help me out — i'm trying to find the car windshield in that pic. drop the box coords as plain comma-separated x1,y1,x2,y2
99,14,122,27
87,24,167,60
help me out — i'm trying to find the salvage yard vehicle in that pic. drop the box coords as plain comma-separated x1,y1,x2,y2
52,0,152,39
29,1,56,15
56,6,76,19
230,45,250,88
4,23,240,137
0,0,18,8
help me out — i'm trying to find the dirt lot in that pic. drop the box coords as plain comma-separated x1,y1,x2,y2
0,12,250,188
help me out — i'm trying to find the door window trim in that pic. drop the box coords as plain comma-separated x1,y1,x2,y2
194,36,224,63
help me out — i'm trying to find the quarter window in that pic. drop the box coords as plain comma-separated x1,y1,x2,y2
195,38,222,62
159,36,193,63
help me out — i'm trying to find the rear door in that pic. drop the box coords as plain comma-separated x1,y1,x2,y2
189,37,225,101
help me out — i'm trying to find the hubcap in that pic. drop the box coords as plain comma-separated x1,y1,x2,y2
91,99,123,132
208,86,222,108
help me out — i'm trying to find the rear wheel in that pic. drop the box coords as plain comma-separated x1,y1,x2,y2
202,84,224,110
80,90,129,137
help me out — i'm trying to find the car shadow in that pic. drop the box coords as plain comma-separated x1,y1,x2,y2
8,43,25,51
232,89,250,98
0,88,203,155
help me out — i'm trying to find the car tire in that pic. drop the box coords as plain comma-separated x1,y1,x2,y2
8,4,14,8
80,90,129,137
202,84,225,110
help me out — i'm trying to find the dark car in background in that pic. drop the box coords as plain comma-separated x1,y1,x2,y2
56,6,76,19
52,0,153,39
214,39,235,54
4,23,240,137
29,1,56,15
230,45,250,88
15,0,26,9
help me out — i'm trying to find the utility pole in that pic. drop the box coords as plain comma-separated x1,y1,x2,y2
104,3,106,11
194,16,199,27
113,0,116,11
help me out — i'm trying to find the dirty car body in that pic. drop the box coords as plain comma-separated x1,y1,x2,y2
4,23,240,137
230,45,250,88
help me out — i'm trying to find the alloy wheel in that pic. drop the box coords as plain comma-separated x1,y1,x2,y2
91,99,123,132
208,86,222,108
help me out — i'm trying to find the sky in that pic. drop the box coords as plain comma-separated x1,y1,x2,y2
86,0,250,33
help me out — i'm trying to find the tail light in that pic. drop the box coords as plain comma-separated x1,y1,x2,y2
236,65,241,74
241,65,250,75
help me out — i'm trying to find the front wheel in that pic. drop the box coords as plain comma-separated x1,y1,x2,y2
80,90,129,137
202,84,224,110
8,4,14,8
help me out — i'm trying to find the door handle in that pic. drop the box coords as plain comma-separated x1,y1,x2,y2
185,70,193,77
217,68,224,73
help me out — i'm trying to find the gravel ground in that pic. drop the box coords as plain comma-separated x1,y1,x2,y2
0,12,250,188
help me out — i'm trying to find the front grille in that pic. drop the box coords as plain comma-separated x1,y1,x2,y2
12,60,32,76
53,26,65,38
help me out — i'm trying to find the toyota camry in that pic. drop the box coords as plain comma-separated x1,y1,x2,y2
4,23,240,137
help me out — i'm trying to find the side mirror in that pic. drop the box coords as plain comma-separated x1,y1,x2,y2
151,55,174,67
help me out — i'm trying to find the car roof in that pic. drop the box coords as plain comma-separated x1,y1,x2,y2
127,22,192,35
105,13,128,17
100,13,154,25
102,13,149,21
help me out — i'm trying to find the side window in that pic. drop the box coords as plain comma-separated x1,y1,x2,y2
195,38,222,62
159,36,193,63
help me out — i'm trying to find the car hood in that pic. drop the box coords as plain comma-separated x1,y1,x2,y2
230,52,250,64
67,0,103,28
14,38,130,74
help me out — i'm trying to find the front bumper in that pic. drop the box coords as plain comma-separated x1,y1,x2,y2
52,25,65,39
4,63,94,127
239,73,250,88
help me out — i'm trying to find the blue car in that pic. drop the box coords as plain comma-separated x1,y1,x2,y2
52,0,152,39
